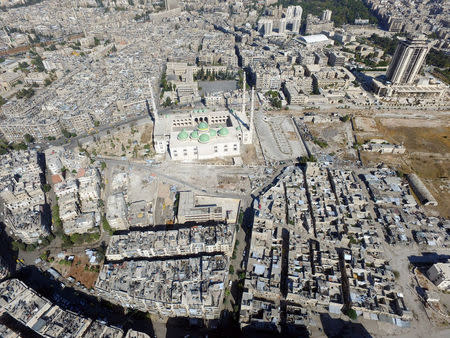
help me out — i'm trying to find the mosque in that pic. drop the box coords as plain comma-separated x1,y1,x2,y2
151,85,255,161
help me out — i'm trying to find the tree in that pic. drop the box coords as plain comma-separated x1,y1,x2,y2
278,0,378,26
102,216,114,235
31,53,45,72
346,308,357,320
100,161,107,170
40,238,50,247
12,142,28,150
42,184,52,193
24,133,35,143
340,114,350,122
61,129,76,139
61,234,73,247
70,233,82,244
265,90,282,109
11,240,25,251
18,61,29,69
16,88,35,99
52,204,63,234
162,97,173,107
89,232,100,242
427,49,450,68
40,250,50,261
26,243,36,251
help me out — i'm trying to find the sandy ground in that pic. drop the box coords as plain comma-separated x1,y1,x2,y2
307,119,357,159
376,243,450,338
357,117,450,218
66,256,99,289
51,255,99,289
379,118,446,129
104,162,175,227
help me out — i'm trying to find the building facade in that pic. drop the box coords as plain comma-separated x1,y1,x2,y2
427,263,450,291
152,85,255,161
386,35,430,85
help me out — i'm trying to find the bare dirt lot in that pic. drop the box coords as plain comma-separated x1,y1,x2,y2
67,256,100,289
358,118,450,218
307,119,357,159
86,122,155,159
51,255,99,289
241,144,262,165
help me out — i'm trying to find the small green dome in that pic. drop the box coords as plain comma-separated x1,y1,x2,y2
218,126,229,136
190,130,199,139
198,122,209,131
177,129,188,141
209,129,217,137
198,133,210,143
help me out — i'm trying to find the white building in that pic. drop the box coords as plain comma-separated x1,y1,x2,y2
297,34,332,49
152,85,255,161
106,193,129,230
427,263,450,291
258,18,273,36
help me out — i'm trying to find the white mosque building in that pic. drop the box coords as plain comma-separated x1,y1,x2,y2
151,84,255,161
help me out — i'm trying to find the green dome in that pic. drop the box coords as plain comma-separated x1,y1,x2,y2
198,122,209,131
177,129,189,141
190,130,199,139
198,133,210,143
209,129,217,137
218,126,229,136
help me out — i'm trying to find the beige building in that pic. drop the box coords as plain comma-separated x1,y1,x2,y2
177,191,241,224
0,117,62,142
427,263,450,291
0,72,23,91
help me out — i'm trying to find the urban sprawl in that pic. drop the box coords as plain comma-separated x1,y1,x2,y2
0,0,449,337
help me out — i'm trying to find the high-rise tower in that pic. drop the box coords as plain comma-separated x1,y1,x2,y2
321,9,332,22
386,35,430,85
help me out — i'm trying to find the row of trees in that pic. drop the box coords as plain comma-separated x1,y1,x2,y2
11,233,55,252
61,232,101,248
427,49,450,69
0,138,28,155
277,0,378,26
62,129,77,139
368,34,399,56
265,90,282,109
16,87,35,99
159,71,175,97
193,68,236,81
